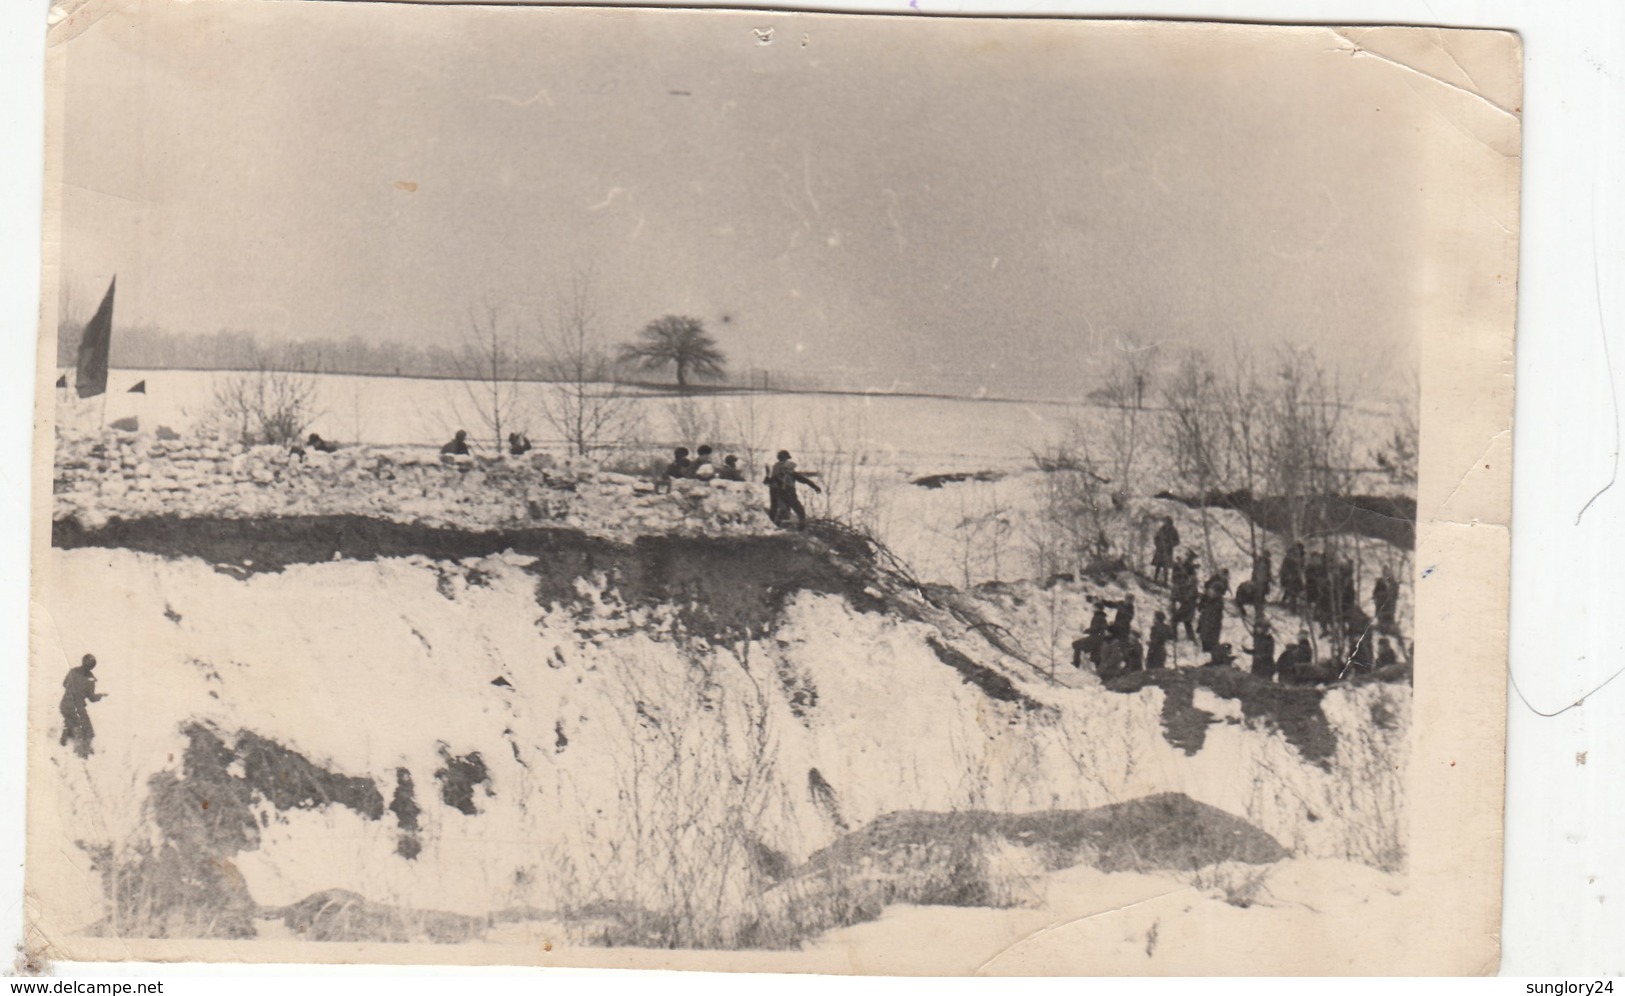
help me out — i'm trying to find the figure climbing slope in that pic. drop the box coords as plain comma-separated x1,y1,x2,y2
60,653,107,758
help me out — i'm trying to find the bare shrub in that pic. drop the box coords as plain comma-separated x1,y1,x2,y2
794,410,888,533
927,482,1017,588
1159,344,1269,570
667,396,726,453
1026,427,1115,578
1237,683,1407,873
1186,861,1274,908
202,345,323,446
596,447,667,478
549,634,791,949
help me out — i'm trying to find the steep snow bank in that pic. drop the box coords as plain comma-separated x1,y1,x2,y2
35,525,1406,947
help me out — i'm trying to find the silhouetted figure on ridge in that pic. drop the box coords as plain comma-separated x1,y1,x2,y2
60,654,107,759
1103,592,1136,640
1170,550,1199,642
1197,569,1229,654
1151,517,1180,584
1146,611,1174,670
1244,622,1276,682
1373,567,1400,635
1279,542,1306,612
441,430,471,456
657,447,692,493
1276,631,1314,684
1073,603,1110,669
767,450,820,529
692,445,716,481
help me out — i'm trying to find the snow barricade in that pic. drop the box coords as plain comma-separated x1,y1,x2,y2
51,429,776,540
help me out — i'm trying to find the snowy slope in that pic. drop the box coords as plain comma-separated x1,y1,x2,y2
33,535,1407,946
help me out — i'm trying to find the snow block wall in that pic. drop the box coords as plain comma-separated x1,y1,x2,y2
51,429,770,539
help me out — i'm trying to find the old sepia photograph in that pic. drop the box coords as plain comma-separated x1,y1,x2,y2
27,2,1518,974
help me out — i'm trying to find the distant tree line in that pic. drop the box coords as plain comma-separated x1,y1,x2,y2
56,322,504,381
54,316,742,389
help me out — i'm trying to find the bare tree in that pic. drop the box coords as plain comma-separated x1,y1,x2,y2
537,274,642,457
1216,343,1270,565
447,300,528,453
1159,349,1227,563
1263,345,1362,664
1159,344,1274,559
1369,368,1420,487
1095,336,1161,505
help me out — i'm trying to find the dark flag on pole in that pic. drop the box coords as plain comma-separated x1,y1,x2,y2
75,277,116,399
55,375,67,389
128,380,146,394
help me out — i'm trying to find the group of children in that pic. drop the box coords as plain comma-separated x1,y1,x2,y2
662,445,822,529
408,429,830,531
1069,514,1410,683
660,444,747,483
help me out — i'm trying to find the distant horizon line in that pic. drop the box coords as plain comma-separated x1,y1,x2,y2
56,363,1404,418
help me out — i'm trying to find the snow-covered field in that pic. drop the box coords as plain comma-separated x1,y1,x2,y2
55,368,1401,480
57,369,1087,474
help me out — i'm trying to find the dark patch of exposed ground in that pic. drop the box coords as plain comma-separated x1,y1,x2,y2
910,470,1003,489
925,636,1044,711
808,792,1286,876
267,889,485,944
523,526,889,643
55,515,1047,714
1154,489,1416,549
579,792,1286,949
434,747,491,816
1103,667,1338,768
84,723,395,939
234,730,385,817
83,723,486,943
390,768,422,859
53,514,891,644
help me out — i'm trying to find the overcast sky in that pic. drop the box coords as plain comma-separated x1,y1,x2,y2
57,2,1432,400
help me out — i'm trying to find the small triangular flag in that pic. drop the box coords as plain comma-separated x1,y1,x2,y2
56,374,67,388
127,380,146,394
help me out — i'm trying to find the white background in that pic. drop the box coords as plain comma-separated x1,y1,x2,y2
2,0,1620,984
